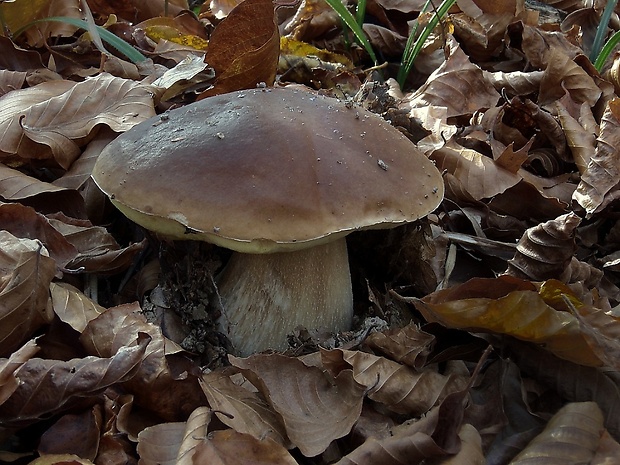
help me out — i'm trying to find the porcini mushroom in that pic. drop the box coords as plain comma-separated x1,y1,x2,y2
92,87,444,356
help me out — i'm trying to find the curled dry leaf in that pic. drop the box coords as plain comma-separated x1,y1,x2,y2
80,303,204,421
230,353,365,457
507,339,620,441
483,70,544,98
430,139,522,200
505,212,580,282
362,323,435,369
50,282,105,333
320,348,469,416
137,406,212,465
570,303,620,371
0,231,56,358
538,49,601,107
37,407,102,460
0,164,73,200
403,38,500,119
0,333,150,427
0,73,157,169
573,98,620,216
509,402,604,464
554,98,597,174
0,339,39,405
47,214,146,274
199,369,291,448
199,0,279,98
412,276,603,366
193,429,299,465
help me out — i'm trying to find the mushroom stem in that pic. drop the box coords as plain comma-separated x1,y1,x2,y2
216,238,354,355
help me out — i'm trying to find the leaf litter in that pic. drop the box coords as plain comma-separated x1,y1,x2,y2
1,0,620,463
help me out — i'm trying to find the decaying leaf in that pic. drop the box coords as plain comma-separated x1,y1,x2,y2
0,74,157,168
505,212,580,282
230,353,365,457
0,333,150,427
192,429,298,465
199,0,279,97
199,369,291,448
0,231,55,357
509,402,604,464
573,98,620,215
410,276,603,366
137,406,212,465
320,348,469,416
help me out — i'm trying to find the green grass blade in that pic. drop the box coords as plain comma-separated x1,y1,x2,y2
355,0,366,26
397,0,456,89
590,0,618,63
324,0,377,64
594,29,620,71
14,16,147,63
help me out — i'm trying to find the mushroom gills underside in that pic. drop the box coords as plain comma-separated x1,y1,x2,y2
216,238,353,355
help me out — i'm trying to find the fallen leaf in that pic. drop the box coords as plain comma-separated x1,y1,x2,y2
199,0,279,97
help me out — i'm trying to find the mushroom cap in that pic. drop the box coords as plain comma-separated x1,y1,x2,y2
92,87,444,253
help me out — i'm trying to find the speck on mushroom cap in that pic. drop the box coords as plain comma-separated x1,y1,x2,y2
92,87,444,253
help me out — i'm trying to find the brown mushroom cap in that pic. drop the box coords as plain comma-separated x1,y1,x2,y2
92,87,443,253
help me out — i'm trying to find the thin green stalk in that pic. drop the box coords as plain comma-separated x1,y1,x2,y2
13,16,147,63
397,0,456,89
594,29,620,70
590,0,618,63
355,0,366,26
324,0,377,64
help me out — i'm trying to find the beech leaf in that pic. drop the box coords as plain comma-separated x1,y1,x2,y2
0,333,150,427
199,0,279,97
230,353,365,457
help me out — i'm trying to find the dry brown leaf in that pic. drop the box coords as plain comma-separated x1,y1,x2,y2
53,127,118,190
573,98,620,216
192,429,299,465
199,0,279,98
509,402,604,464
199,369,291,447
50,282,105,333
0,164,73,200
335,401,463,465
430,139,522,200
0,231,56,358
28,454,95,465
404,37,500,118
483,70,544,98
0,201,77,268
412,276,603,366
47,213,146,273
0,74,157,168
505,212,580,282
510,22,582,69
0,339,39,405
507,339,620,440
137,406,212,465
554,98,597,174
440,423,485,464
80,303,204,421
321,348,469,416
37,407,102,459
0,333,149,427
539,49,601,107
363,323,435,369
230,353,365,457
571,303,620,371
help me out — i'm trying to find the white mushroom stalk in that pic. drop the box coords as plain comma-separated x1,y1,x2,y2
92,87,444,355
217,239,352,355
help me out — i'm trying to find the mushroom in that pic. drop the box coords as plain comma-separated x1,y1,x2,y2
92,87,444,356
